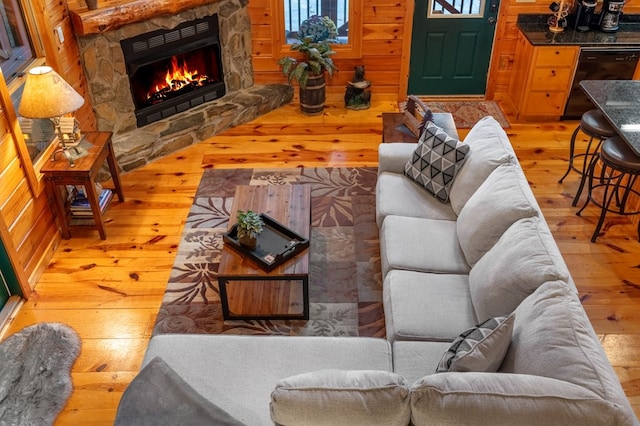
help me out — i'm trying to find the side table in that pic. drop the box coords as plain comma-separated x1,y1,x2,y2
382,112,419,143
40,131,124,240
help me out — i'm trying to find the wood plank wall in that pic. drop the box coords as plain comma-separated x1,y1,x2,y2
249,0,640,100
0,0,97,295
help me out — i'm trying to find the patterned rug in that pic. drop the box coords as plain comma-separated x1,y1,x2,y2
400,100,510,129
152,167,385,337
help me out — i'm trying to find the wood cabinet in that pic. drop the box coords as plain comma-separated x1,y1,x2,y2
508,31,579,121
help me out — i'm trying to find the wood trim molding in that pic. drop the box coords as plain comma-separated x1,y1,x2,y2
67,0,224,36
399,0,415,100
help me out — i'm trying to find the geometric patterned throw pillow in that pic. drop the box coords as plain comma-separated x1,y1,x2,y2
435,313,515,373
404,121,470,203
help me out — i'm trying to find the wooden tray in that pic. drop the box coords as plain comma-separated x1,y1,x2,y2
223,213,309,272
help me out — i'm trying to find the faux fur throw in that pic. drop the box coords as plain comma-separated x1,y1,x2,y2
0,323,81,425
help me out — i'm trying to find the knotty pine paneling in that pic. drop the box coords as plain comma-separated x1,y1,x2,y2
249,0,408,97
0,0,98,295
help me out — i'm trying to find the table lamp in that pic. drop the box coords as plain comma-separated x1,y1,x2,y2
18,66,87,167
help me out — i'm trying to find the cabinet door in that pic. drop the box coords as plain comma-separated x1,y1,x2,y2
525,91,568,116
530,67,574,91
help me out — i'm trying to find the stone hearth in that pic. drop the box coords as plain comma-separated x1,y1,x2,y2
71,0,292,172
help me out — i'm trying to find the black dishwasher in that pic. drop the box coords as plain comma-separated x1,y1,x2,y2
562,48,639,119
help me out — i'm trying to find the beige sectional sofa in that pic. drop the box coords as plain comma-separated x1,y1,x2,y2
116,115,638,425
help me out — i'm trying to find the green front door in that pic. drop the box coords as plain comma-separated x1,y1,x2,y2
408,0,499,95
0,239,21,309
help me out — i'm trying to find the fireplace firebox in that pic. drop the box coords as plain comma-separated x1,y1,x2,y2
121,15,226,127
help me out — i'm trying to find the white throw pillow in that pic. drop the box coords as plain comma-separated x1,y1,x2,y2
270,369,411,426
469,217,571,322
404,121,470,203
457,163,540,266
449,116,516,215
436,313,514,373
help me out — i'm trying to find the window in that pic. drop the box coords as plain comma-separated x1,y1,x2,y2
284,0,350,44
273,0,362,58
0,0,33,82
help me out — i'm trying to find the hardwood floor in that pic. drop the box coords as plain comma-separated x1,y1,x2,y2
3,94,640,424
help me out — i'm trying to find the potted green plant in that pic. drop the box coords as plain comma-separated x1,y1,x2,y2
236,210,264,250
278,16,338,115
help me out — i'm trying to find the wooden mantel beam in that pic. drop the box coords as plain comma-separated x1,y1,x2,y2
67,0,221,36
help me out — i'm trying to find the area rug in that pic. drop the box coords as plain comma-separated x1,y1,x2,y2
0,322,80,425
400,100,510,129
152,167,385,337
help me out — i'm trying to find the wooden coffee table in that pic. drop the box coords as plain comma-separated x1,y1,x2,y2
217,184,311,320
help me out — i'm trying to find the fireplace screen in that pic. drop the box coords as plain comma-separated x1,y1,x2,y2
121,15,225,127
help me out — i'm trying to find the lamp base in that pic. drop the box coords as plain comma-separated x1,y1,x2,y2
51,138,93,167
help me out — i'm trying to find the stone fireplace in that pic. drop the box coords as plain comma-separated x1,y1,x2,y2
70,0,292,172
120,14,226,127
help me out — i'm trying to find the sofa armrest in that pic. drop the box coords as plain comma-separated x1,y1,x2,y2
378,112,458,175
378,143,416,175
411,372,635,425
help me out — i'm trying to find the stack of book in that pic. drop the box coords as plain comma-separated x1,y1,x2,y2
70,188,113,217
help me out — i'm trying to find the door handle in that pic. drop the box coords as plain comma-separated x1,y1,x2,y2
488,17,496,25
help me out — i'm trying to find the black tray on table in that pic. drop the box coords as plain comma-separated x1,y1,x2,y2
222,213,309,272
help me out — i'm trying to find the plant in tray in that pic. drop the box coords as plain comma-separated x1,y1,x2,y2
236,210,264,250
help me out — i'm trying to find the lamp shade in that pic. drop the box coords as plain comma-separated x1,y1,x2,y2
18,66,85,119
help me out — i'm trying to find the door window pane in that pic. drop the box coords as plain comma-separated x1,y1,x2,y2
429,0,485,17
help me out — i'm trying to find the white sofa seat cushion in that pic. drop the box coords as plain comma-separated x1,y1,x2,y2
449,116,517,215
270,370,410,426
457,163,540,266
469,217,572,322
410,372,631,425
392,341,452,385
142,335,393,426
380,215,469,277
500,281,637,421
376,172,457,226
383,269,476,342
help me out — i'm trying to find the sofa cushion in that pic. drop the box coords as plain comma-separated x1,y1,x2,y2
457,163,540,266
270,370,410,426
410,372,631,425
469,217,572,322
435,313,514,373
380,215,469,278
376,172,457,226
114,357,246,426
501,281,635,417
383,269,476,342
392,341,452,385
142,335,393,426
449,116,517,215
404,121,470,203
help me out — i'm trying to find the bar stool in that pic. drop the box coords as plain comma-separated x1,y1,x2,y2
559,109,617,206
576,136,640,243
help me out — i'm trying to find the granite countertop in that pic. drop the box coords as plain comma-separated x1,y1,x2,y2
518,14,640,46
580,80,640,155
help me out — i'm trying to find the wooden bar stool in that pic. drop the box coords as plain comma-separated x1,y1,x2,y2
559,109,616,206
576,136,640,243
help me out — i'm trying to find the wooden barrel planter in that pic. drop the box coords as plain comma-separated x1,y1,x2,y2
299,73,326,116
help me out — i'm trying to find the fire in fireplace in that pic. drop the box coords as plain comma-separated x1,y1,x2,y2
120,15,226,127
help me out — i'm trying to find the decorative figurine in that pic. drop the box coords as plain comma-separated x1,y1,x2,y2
344,66,371,110
548,0,571,33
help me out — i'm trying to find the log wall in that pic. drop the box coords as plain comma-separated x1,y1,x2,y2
0,0,96,295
